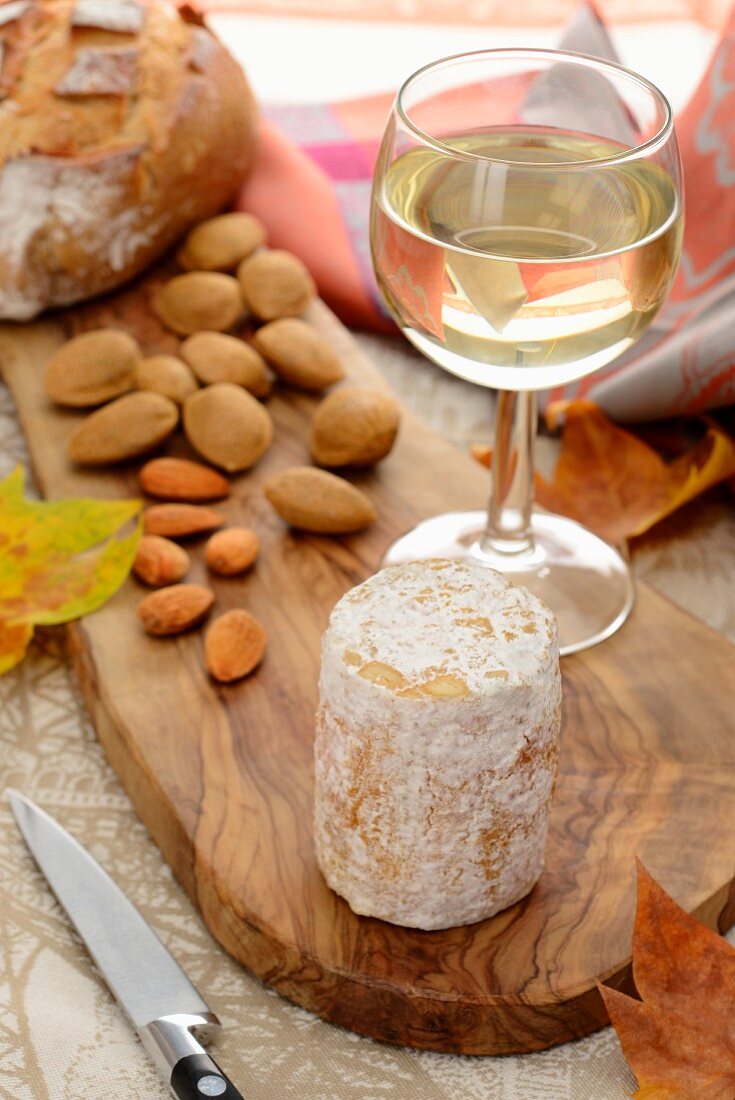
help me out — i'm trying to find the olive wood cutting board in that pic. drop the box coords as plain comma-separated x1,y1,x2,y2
2,275,735,1057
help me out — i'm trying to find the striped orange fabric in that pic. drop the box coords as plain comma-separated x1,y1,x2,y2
192,0,731,31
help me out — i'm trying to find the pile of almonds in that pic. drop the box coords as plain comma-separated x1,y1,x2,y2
134,457,265,682
43,211,402,683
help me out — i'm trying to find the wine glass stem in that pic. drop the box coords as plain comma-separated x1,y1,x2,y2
480,389,536,557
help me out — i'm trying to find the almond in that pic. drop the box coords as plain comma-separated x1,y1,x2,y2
68,392,178,465
133,535,190,587
205,527,259,576
139,457,229,502
153,272,243,335
264,467,376,534
237,249,316,321
310,387,400,467
137,583,214,636
177,212,266,272
252,318,344,391
143,504,225,538
179,331,271,397
183,382,273,472
204,609,267,682
45,328,139,407
135,355,198,404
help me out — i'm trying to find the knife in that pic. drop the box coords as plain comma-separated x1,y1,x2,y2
7,789,245,1099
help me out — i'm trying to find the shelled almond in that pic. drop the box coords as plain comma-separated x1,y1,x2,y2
143,503,225,538
45,329,140,407
137,584,214,635
139,457,229,502
133,536,190,587
205,527,259,576
205,609,267,681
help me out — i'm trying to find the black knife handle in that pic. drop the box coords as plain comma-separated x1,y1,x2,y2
170,1052,245,1099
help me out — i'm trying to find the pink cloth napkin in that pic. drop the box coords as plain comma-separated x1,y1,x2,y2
237,3,735,420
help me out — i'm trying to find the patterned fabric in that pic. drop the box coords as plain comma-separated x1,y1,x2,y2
2,356,734,1098
192,0,732,31
574,7,735,419
236,2,735,419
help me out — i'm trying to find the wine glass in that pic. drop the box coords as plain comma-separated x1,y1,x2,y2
370,48,683,655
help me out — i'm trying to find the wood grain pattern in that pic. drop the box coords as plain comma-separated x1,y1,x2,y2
2,275,735,1056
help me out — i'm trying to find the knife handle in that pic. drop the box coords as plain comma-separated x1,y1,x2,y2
138,1014,244,1100
170,1052,244,1099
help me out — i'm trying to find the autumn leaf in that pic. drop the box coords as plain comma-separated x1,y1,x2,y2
0,622,34,675
598,862,735,1099
0,467,142,672
472,401,735,545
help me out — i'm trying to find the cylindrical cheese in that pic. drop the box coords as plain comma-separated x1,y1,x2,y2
314,559,561,931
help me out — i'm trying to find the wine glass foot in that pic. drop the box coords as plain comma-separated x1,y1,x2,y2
382,511,634,657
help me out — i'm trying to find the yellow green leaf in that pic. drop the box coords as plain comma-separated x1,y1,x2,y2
0,467,142,658
0,621,34,674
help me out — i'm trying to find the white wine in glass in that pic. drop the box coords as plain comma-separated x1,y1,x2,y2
370,50,683,654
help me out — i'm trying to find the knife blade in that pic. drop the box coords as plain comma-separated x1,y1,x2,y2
7,789,246,1099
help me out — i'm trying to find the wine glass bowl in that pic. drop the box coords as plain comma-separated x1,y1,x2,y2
370,49,683,654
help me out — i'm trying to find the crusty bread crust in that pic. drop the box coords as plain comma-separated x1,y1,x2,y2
0,0,258,319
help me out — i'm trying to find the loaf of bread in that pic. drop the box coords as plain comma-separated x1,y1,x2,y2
0,0,258,319
314,560,561,931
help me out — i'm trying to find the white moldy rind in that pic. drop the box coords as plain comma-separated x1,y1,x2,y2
314,560,561,931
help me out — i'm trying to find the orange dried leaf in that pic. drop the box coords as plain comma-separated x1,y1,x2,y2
471,443,492,467
472,402,735,544
599,863,735,1098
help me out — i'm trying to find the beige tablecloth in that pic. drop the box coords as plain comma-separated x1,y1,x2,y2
1,335,733,1100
